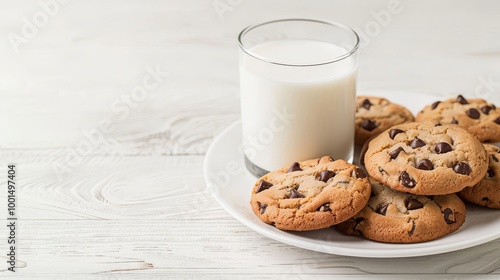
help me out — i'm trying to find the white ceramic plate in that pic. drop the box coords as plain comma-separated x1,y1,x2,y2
203,91,500,258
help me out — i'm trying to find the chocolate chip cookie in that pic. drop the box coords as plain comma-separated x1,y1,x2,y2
336,179,466,243
355,96,414,146
459,144,500,208
364,121,488,195
416,95,500,143
250,156,372,231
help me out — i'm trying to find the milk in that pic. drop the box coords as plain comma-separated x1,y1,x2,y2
240,39,357,173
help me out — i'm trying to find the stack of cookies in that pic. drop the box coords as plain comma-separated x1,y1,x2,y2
250,94,500,244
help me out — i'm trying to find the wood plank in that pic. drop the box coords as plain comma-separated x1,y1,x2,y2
2,276,499,280
0,154,499,276
1,219,499,275
0,155,226,220
0,96,239,155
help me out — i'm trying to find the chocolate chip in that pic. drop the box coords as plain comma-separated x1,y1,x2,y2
353,168,367,179
435,142,452,154
258,202,267,214
416,159,434,170
376,204,388,215
318,204,331,212
410,137,426,149
353,217,365,230
435,123,442,127
456,95,468,104
286,162,302,173
405,198,423,210
409,221,416,235
379,167,388,175
400,171,416,188
289,189,305,199
493,104,497,110
495,117,500,124
451,118,459,124
466,108,480,119
443,208,455,224
487,168,495,178
361,119,378,131
389,147,405,159
342,219,362,236
482,197,489,202
362,98,372,110
316,170,335,183
492,155,499,162
453,162,471,175
327,156,335,161
481,106,493,115
256,180,273,193
389,129,404,140
431,101,441,110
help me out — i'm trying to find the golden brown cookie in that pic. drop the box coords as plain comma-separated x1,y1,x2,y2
416,94,500,143
459,144,500,208
364,121,488,195
337,179,466,243
250,156,371,231
355,96,414,146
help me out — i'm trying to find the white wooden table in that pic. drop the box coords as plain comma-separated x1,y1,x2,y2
1,0,500,278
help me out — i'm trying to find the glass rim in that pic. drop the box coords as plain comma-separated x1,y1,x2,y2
238,18,360,67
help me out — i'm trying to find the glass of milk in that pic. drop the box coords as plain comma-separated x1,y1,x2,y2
238,19,359,177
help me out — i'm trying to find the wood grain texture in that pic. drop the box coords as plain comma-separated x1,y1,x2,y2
2,0,500,278
1,155,500,277
2,219,500,276
0,155,219,220
2,0,500,152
